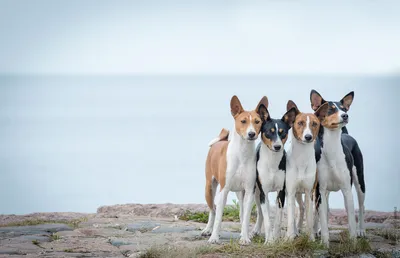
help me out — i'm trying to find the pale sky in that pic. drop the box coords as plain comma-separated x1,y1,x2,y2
0,0,400,75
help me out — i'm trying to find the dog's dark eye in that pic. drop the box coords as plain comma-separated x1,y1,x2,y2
255,120,260,124
312,122,318,127
241,120,246,124
298,121,304,126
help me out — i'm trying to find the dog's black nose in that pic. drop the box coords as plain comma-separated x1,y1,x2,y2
274,145,281,151
248,132,256,138
341,113,348,121
305,134,312,142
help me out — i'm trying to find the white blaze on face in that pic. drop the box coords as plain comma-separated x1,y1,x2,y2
302,115,312,141
246,115,256,138
273,123,283,148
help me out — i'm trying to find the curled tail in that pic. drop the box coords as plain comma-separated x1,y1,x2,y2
208,128,229,147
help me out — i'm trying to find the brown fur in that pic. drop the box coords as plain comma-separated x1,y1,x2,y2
310,90,326,111
204,96,267,210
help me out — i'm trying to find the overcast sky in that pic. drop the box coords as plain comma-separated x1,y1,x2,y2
0,0,400,75
0,1,399,214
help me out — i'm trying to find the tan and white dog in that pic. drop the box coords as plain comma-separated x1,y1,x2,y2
201,95,267,245
285,100,329,240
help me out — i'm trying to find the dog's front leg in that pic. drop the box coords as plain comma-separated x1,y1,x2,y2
239,189,254,245
295,193,304,234
342,186,357,239
235,190,244,224
286,190,296,240
305,190,314,240
208,187,229,244
251,187,263,238
260,192,272,243
318,188,329,247
273,189,285,240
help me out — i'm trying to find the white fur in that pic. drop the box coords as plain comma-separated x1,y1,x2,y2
207,124,258,245
208,137,221,147
285,119,317,241
251,140,286,243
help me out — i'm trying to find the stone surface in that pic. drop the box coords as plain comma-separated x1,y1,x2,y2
0,204,398,257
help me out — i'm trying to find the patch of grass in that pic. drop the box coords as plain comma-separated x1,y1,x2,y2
139,234,327,258
179,199,257,223
328,230,372,258
64,249,74,253
0,217,88,229
373,228,399,242
32,240,44,249
50,233,61,241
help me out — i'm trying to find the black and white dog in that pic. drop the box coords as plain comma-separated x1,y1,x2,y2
310,90,365,246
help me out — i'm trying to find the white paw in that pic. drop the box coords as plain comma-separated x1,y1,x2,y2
250,229,261,239
357,229,366,238
264,236,274,244
207,236,220,244
201,228,212,236
239,237,251,245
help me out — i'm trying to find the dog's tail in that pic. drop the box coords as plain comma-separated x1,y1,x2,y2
208,128,229,147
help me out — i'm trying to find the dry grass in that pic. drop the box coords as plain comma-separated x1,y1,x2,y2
328,230,372,258
139,234,326,258
139,231,374,258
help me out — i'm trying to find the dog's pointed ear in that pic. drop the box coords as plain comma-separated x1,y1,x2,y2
314,102,329,121
282,107,299,128
287,100,299,112
230,95,244,117
256,96,269,111
257,104,270,122
340,91,354,110
310,89,326,111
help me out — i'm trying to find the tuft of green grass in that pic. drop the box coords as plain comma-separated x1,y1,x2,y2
0,217,88,229
179,199,257,223
50,233,61,241
32,240,44,249
328,230,372,258
64,249,74,253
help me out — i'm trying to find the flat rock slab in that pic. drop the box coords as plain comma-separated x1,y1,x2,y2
127,221,161,233
0,224,72,236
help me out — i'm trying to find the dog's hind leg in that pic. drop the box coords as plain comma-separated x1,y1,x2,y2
202,178,218,236
208,186,229,244
352,166,366,237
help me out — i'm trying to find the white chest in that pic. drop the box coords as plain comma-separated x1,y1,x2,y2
257,159,285,193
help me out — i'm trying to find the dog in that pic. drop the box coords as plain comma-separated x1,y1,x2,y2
201,95,268,245
310,90,365,246
285,100,329,241
248,104,298,243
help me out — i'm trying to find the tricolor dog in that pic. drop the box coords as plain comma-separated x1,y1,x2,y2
310,90,365,246
285,100,329,240
202,95,267,245
248,104,298,243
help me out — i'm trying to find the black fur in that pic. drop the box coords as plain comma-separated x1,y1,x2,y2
255,113,289,207
313,97,365,210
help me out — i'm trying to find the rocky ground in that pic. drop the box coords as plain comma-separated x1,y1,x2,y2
0,203,399,257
